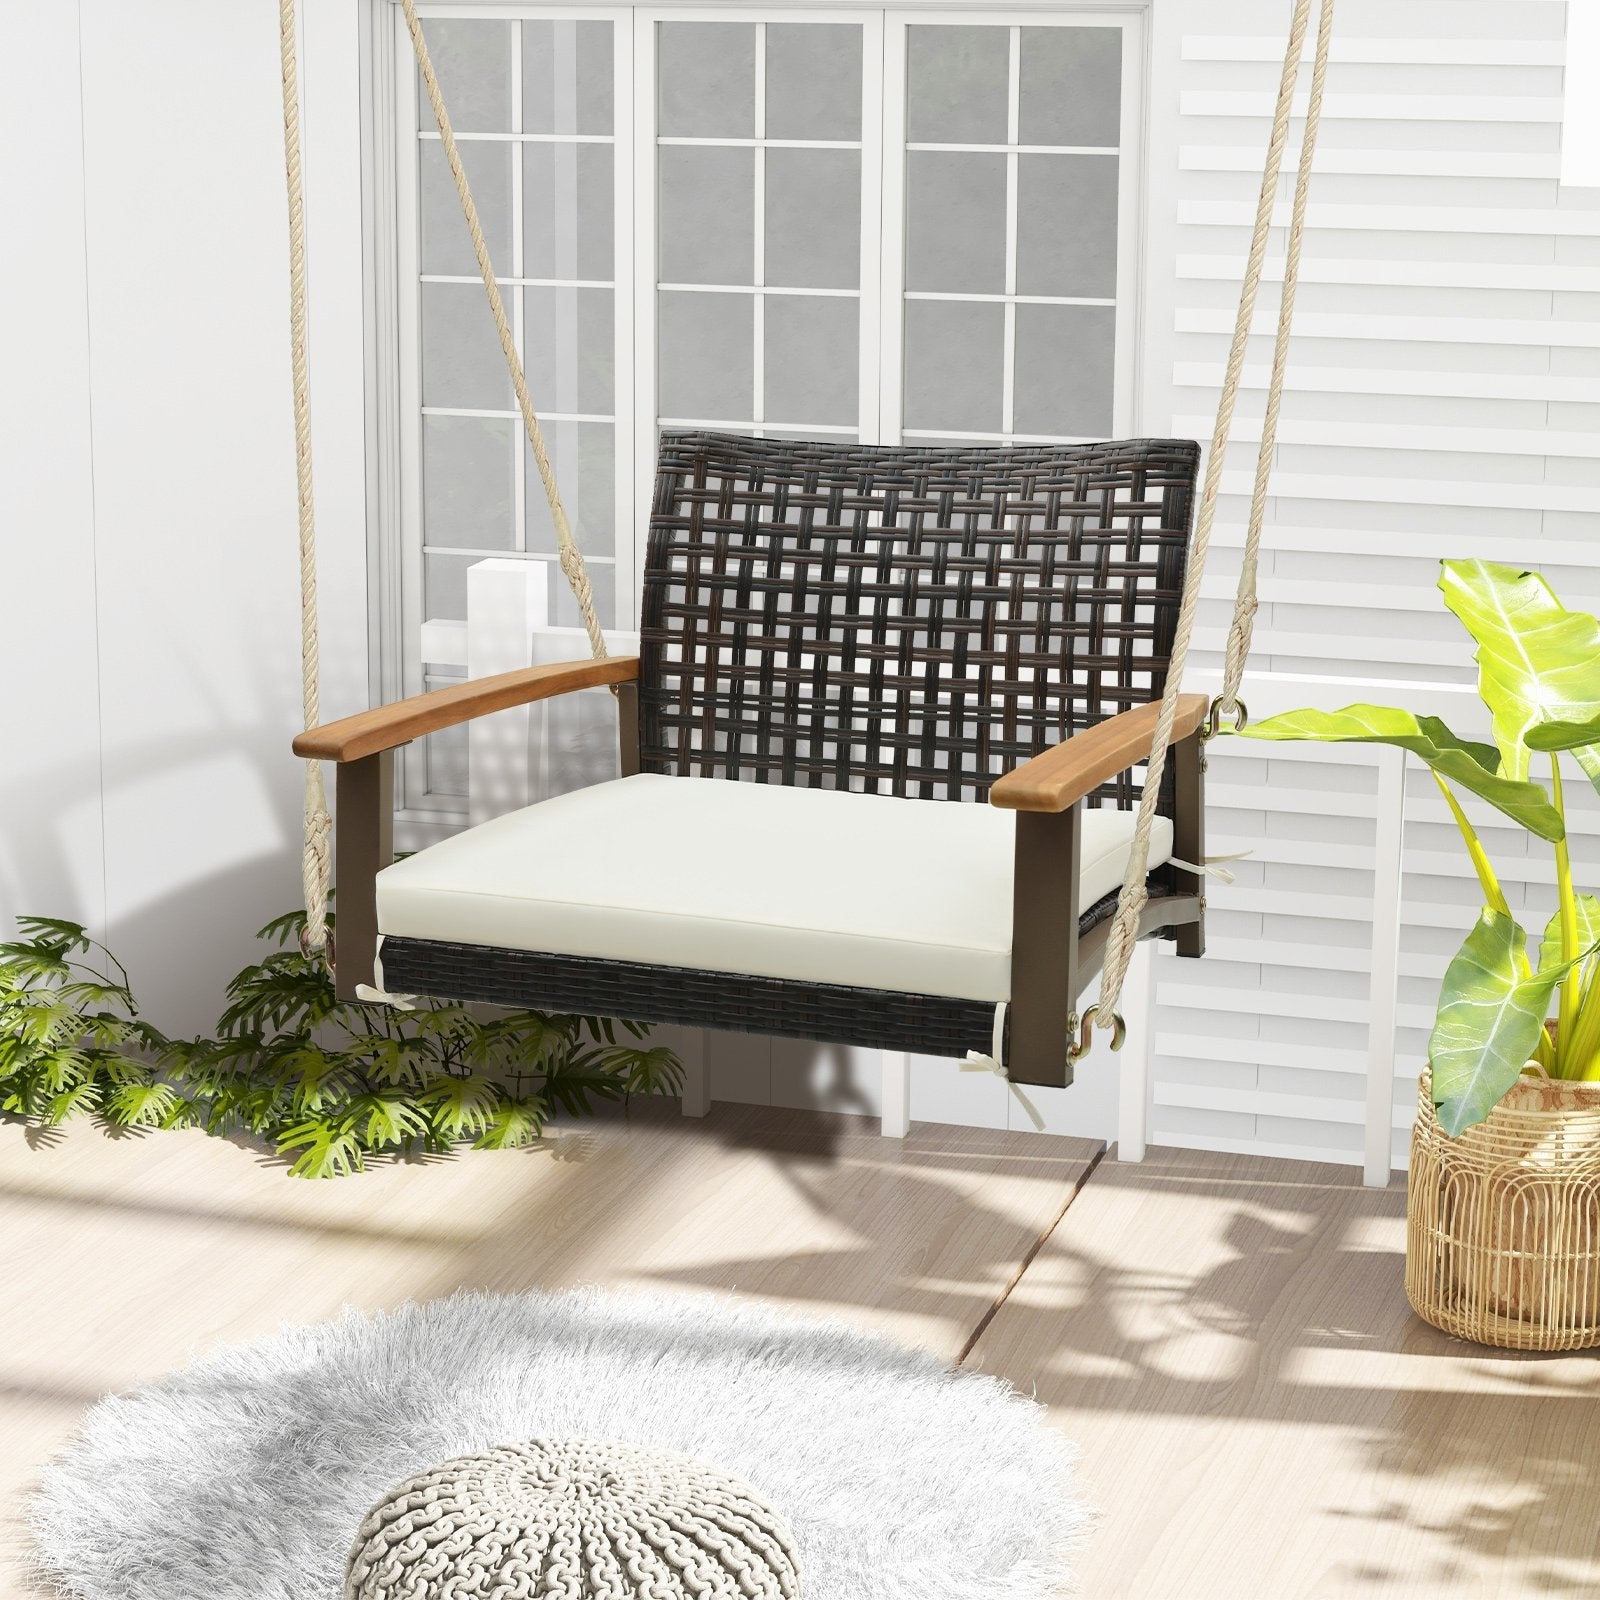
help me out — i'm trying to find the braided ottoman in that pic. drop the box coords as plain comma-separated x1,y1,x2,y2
346,1439,802,1599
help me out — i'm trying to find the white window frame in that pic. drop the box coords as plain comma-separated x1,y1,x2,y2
373,0,1149,821
633,3,887,528
391,2,637,813
881,9,1145,445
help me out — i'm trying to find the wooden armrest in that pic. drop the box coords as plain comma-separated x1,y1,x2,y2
293,656,640,763
988,694,1209,814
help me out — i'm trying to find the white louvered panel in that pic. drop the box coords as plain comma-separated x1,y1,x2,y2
1182,38,1567,67
1177,203,1600,236
1179,93,1566,124
1182,151,1564,179
1141,0,1599,1173
1178,257,1596,289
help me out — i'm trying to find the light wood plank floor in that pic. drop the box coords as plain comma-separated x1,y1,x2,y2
4,1112,1597,1597
970,1145,1600,1599
0,1101,1094,1593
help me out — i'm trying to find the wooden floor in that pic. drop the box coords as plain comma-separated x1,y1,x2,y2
3,1105,1597,1597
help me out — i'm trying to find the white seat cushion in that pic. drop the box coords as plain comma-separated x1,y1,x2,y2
376,774,1174,1004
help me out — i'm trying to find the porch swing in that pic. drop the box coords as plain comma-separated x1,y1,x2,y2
288,0,1335,1092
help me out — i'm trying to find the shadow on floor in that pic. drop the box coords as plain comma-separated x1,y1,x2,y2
959,1148,1600,1591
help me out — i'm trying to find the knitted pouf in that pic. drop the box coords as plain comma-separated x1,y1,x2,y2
345,1438,802,1600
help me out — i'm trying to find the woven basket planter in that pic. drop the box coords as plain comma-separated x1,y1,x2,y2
1406,1067,1600,1350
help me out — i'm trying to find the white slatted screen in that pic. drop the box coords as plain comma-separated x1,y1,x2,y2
1140,0,1600,1171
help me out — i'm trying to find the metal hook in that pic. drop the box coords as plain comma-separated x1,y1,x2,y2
1068,1005,1127,1063
1203,696,1249,741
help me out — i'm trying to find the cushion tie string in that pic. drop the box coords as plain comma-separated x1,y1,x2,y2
353,983,419,1011
963,999,1046,1132
1167,849,1253,887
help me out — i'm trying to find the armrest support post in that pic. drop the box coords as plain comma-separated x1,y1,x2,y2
1171,728,1206,959
617,681,641,778
334,750,393,1002
1008,805,1081,1091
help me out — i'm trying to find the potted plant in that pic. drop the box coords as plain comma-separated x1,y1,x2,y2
1236,559,1600,1349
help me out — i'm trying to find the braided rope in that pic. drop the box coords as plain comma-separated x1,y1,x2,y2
1094,0,1335,1028
345,1440,802,1600
398,0,608,663
280,0,332,954
1219,0,1337,714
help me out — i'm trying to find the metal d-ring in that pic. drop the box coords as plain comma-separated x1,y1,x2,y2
1068,1005,1127,1063
1203,696,1249,740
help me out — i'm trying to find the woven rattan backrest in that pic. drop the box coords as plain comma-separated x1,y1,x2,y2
639,432,1199,807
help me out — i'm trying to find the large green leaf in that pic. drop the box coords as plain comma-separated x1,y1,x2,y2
1438,559,1600,790
1539,894,1600,979
1526,712,1600,756
1237,704,1565,841
1431,909,1592,1135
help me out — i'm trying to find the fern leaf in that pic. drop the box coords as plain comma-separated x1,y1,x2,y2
422,1073,501,1140
475,1094,547,1150
277,1118,366,1180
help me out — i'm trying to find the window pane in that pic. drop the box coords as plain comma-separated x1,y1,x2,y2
903,300,1003,435
658,23,756,139
1012,304,1116,437
424,553,477,622
524,143,613,283
424,709,468,797
419,19,512,133
765,296,858,427
765,24,862,140
659,292,753,420
905,153,1006,295
658,146,754,286
526,423,615,554
1015,154,1119,300
421,284,511,410
523,20,613,136
423,417,516,550
765,150,860,291
906,26,1008,145
421,141,511,278
1019,28,1122,148
525,287,614,415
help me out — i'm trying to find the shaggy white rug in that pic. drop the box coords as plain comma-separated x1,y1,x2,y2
29,1289,1086,1600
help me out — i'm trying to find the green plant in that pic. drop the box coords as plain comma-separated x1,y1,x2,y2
0,917,180,1130
0,909,682,1177
1238,559,1600,1135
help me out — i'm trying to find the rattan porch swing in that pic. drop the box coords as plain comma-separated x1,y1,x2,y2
286,0,1334,1093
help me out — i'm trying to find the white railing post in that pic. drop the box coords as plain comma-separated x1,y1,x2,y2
1364,748,1407,1187
467,559,550,828
881,1051,910,1138
1116,937,1156,1161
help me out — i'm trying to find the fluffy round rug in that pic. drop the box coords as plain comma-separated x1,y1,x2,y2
30,1289,1085,1600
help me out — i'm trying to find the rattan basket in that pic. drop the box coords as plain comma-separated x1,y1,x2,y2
1407,1066,1600,1350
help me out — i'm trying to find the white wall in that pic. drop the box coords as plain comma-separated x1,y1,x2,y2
0,0,369,1033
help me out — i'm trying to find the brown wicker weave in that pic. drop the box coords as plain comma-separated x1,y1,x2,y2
641,433,1198,808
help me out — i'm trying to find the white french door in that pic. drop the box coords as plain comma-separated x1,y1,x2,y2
388,3,1144,814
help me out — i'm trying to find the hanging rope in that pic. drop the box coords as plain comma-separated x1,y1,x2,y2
280,0,333,955
398,0,608,663
1090,0,1336,1039
1219,0,1336,720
